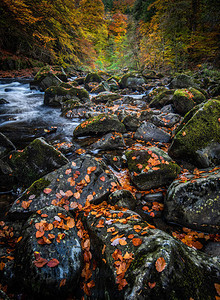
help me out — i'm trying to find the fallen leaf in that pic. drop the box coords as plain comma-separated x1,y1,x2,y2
36,230,45,238
100,176,105,182
0,262,5,271
119,238,127,246
215,283,220,296
132,238,142,246
43,188,52,194
41,214,48,218
182,131,186,136
59,279,66,287
67,218,75,228
47,258,59,267
155,257,166,272
65,190,73,197
21,201,31,210
148,282,156,289
34,257,48,268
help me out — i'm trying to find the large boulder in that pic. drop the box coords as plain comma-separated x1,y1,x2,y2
149,89,174,108
92,92,121,104
172,88,206,116
84,72,102,84
169,74,196,89
9,138,68,187
0,132,16,159
134,122,171,143
15,205,82,298
125,147,180,190
119,73,145,89
44,86,89,107
82,204,220,299
32,65,67,91
164,167,220,233
9,155,118,219
73,114,126,138
169,99,220,167
90,132,126,151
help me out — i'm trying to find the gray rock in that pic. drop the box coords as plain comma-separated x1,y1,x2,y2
0,132,16,159
134,122,171,143
83,206,220,300
9,137,68,187
91,132,126,150
125,147,180,190
0,98,9,104
169,74,196,89
9,155,118,219
122,114,140,131
108,190,136,210
92,92,121,104
150,113,181,128
119,73,146,89
73,114,126,138
164,167,220,233
15,205,82,298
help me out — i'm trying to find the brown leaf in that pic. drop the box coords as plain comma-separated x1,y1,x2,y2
155,257,166,272
215,283,220,296
0,262,5,271
47,258,59,267
21,201,31,209
59,279,66,287
148,282,156,289
34,257,48,268
43,188,52,194
132,238,142,246
65,190,73,197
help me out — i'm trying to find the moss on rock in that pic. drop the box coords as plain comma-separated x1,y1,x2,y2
169,99,220,165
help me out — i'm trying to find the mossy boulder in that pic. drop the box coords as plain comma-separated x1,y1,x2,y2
169,74,196,89
149,89,174,108
119,73,146,89
9,138,68,187
84,72,102,84
125,147,180,190
15,205,82,298
73,114,126,138
9,155,118,218
164,167,220,233
33,65,68,91
44,85,89,107
61,99,84,116
169,99,220,167
82,204,220,300
92,92,121,104
173,88,206,116
122,114,140,131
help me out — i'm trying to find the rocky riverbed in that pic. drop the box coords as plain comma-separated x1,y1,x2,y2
0,66,219,299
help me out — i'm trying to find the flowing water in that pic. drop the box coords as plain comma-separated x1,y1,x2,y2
0,79,80,147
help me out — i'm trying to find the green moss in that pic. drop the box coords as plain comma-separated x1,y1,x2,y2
20,178,51,201
149,89,174,107
45,86,89,100
34,65,50,81
169,99,220,158
85,72,102,84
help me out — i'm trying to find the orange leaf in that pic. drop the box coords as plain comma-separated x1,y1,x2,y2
155,257,166,272
17,236,22,243
100,176,105,182
74,192,80,199
47,258,59,267
119,239,127,246
182,131,186,136
148,282,156,289
67,218,75,228
65,190,73,197
132,238,142,246
34,257,48,268
85,175,90,183
128,234,134,239
41,214,48,218
87,194,93,201
215,283,220,296
21,201,31,209
43,188,52,194
36,230,45,238
59,279,66,287
0,262,5,271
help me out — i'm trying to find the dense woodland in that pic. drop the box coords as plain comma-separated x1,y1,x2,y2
0,0,219,71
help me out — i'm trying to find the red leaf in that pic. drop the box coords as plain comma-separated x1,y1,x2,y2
34,257,48,268
47,258,59,268
100,176,105,182
155,257,166,272
132,238,142,246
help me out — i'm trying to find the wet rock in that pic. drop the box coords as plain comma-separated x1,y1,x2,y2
9,137,68,187
150,113,181,128
15,205,82,299
108,190,136,210
169,99,220,167
122,114,140,131
32,66,66,91
44,86,89,107
169,74,196,89
149,89,174,108
0,159,15,190
0,98,9,104
161,104,175,114
173,88,206,116
134,122,171,143
73,114,126,138
119,73,146,90
91,81,110,93
9,155,118,219
84,72,102,84
90,132,126,151
0,132,16,159
203,242,220,257
61,99,92,119
164,167,220,233
83,204,220,300
125,147,180,190
92,92,121,104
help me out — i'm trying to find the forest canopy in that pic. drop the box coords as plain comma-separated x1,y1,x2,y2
0,0,219,71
